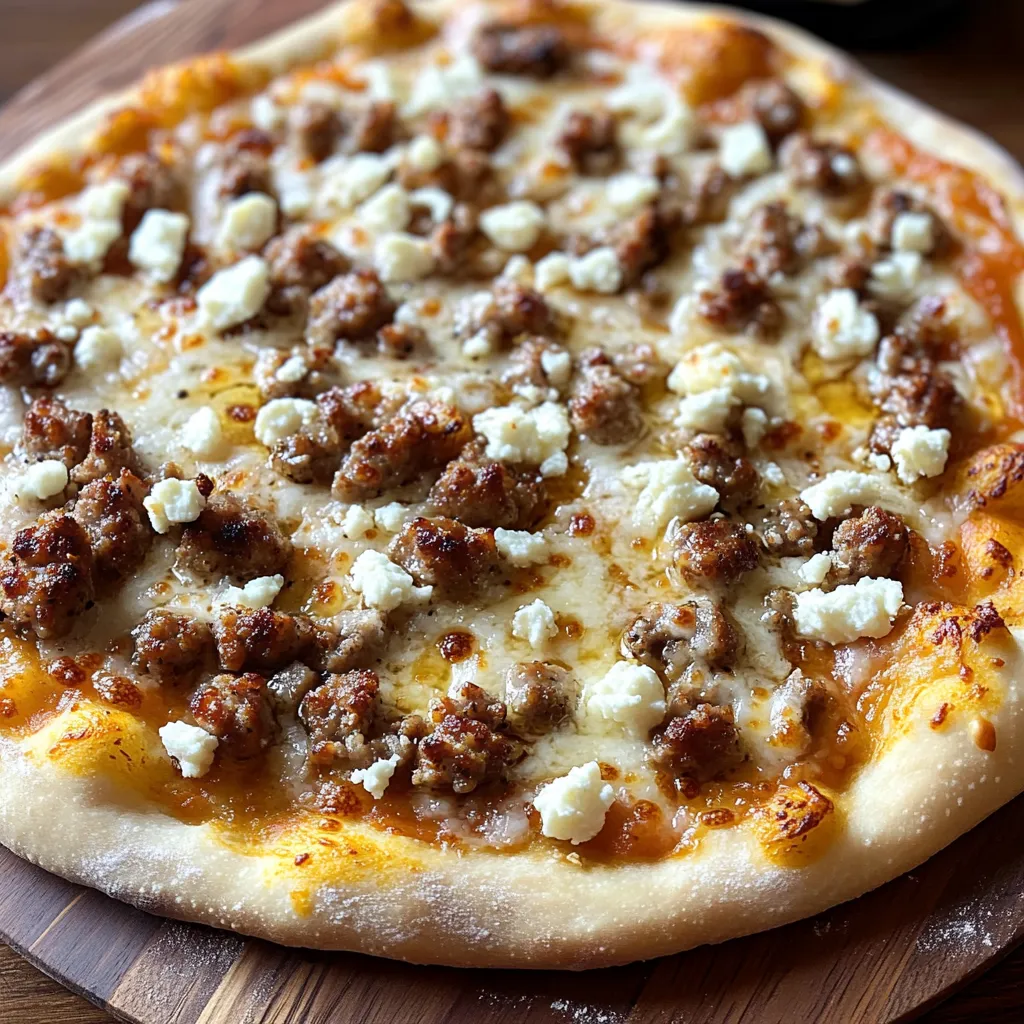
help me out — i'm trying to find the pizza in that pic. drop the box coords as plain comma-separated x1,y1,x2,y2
0,0,1023,970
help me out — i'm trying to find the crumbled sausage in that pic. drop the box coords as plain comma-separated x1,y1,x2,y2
682,163,736,226
0,330,72,388
672,518,760,586
115,152,183,231
399,151,497,205
613,204,680,288
265,662,320,716
569,349,644,445
132,609,215,685
216,129,275,199
189,672,276,759
759,498,819,557
446,88,509,152
697,268,782,338
299,669,380,764
738,202,829,280
872,367,961,450
333,400,472,501
289,102,342,163
412,681,521,793
867,188,947,256
738,78,805,144
388,516,501,592
71,469,152,582
428,438,547,529
17,228,80,304
612,343,668,386
472,22,569,78
254,346,341,400
347,101,396,155
557,108,619,174
306,269,396,347
264,226,350,317
70,409,139,486
376,322,425,359
459,280,555,349
502,337,570,393
504,661,573,736
0,513,95,639
829,506,908,583
622,600,738,680
683,433,760,510
649,703,742,780
18,396,92,468
429,203,482,277
214,608,319,673
321,608,388,673
177,494,292,581
780,133,865,197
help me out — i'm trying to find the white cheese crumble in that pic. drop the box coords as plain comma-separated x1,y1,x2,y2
812,289,880,360
253,398,318,448
793,577,904,644
406,134,445,173
197,255,271,330
181,407,224,459
129,209,189,283
63,298,94,327
869,252,922,301
568,247,623,294
342,504,376,539
606,172,660,213
892,211,935,253
12,460,68,502
217,192,278,251
144,478,206,534
494,528,548,566
276,355,308,384
534,252,571,291
80,180,130,222
533,761,615,845
890,425,951,484
479,201,546,252
473,402,570,477
374,502,410,533
320,152,392,210
800,470,889,521
667,343,774,429
74,326,122,371
411,186,454,224
742,407,769,448
349,550,432,610
675,387,735,433
220,574,285,609
358,183,412,234
374,233,435,283
621,459,719,535
539,349,572,387
583,661,666,735
719,121,773,178
159,721,218,779
798,552,832,585
512,599,558,649
351,755,401,799
64,181,129,265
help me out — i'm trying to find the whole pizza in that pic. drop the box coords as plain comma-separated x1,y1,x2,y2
0,0,1022,969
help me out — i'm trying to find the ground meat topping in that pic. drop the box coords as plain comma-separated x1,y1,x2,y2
737,78,806,144
613,204,680,288
760,498,819,556
501,337,571,393
214,608,319,673
459,281,555,350
0,513,95,640
18,396,92,468
176,494,292,581
568,349,644,445
70,469,152,582
333,400,472,502
871,363,961,452
682,433,760,510
622,600,738,680
780,133,865,197
649,703,742,780
306,269,396,347
738,202,828,280
682,163,736,226
445,88,509,152
254,346,341,400
829,506,909,584
215,130,274,199
289,102,342,163
0,330,72,388
299,669,381,765
412,682,521,793
557,108,619,174
472,22,569,78
70,409,139,486
264,227,350,317
115,152,183,231
347,101,397,155
17,227,80,304
428,438,547,529
672,518,760,587
504,661,574,736
697,268,782,338
132,610,215,686
321,608,388,673
189,672,276,759
388,516,501,592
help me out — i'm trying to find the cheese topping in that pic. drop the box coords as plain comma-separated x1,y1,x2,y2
159,721,218,779
793,578,904,644
533,761,615,845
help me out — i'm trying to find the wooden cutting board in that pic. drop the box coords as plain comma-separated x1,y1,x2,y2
3,2,1024,1021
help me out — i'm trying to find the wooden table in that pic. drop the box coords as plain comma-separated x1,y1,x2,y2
1,1,1023,1021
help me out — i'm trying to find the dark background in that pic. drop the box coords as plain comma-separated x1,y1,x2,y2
0,1,1023,1022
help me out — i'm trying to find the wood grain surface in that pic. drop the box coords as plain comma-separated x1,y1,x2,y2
1,1,1024,1022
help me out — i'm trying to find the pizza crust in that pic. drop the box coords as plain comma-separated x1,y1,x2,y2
1,0,1024,968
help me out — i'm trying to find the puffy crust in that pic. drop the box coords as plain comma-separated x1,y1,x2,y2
2,0,1024,972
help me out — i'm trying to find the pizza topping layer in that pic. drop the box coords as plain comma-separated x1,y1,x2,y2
1,0,1022,869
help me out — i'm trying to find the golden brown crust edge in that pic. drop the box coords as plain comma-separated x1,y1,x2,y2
0,0,1023,968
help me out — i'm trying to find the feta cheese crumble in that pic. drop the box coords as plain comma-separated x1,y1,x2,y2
181,407,224,459
533,761,615,845
254,398,318,448
800,471,889,521
144,478,206,534
584,661,666,735
793,577,904,644
159,721,218,779
812,289,880,360
473,402,571,477
129,209,190,282
74,326,122,372
890,426,951,484
351,755,401,799
220,574,285,609
494,528,548,566
621,459,719,535
349,550,432,610
719,122,773,178
479,201,546,252
798,552,833,585
512,599,558,649
197,255,271,330
217,192,278,251
12,460,68,502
